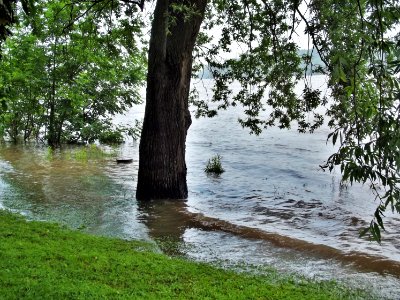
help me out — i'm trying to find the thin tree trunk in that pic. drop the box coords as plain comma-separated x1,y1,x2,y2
136,0,207,200
48,37,57,148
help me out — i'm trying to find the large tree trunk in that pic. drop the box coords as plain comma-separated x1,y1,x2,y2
136,0,207,200
0,0,13,43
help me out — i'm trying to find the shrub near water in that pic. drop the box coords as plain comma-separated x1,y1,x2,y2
67,144,116,161
0,210,373,299
205,154,225,174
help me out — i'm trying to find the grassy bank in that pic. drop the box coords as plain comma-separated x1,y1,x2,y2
0,210,370,299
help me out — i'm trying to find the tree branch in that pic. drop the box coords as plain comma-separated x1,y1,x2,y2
295,6,330,69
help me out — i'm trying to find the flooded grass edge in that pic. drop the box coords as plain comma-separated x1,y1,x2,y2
0,209,376,300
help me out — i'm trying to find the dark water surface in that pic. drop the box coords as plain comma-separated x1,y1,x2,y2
1,76,400,298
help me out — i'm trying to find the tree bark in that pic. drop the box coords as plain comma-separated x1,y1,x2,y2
136,0,207,200
48,38,58,148
0,0,13,44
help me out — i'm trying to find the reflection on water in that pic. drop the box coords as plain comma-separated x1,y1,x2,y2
1,76,400,298
0,143,147,240
137,200,190,240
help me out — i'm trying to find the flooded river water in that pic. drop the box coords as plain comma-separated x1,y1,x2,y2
1,76,400,298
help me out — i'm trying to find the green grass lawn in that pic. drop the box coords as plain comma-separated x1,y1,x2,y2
0,210,371,299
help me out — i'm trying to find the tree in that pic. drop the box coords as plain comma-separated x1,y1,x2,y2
306,0,400,241
135,0,400,241
0,0,145,146
0,33,47,142
136,0,207,199
136,0,307,200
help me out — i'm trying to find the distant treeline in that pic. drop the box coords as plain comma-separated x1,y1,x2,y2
197,49,325,79
298,49,325,74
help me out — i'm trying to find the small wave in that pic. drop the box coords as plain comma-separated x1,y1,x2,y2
275,168,307,180
243,195,262,200
292,200,323,209
293,147,316,153
252,206,294,220
274,143,286,148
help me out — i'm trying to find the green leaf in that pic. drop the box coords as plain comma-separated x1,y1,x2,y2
373,222,381,243
375,210,385,230
332,131,338,145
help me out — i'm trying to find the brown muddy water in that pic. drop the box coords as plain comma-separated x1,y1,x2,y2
1,76,400,298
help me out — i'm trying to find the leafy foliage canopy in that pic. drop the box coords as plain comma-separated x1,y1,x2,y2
0,0,145,145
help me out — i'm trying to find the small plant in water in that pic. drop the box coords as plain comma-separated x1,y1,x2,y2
204,154,225,175
68,144,116,161
45,147,55,160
